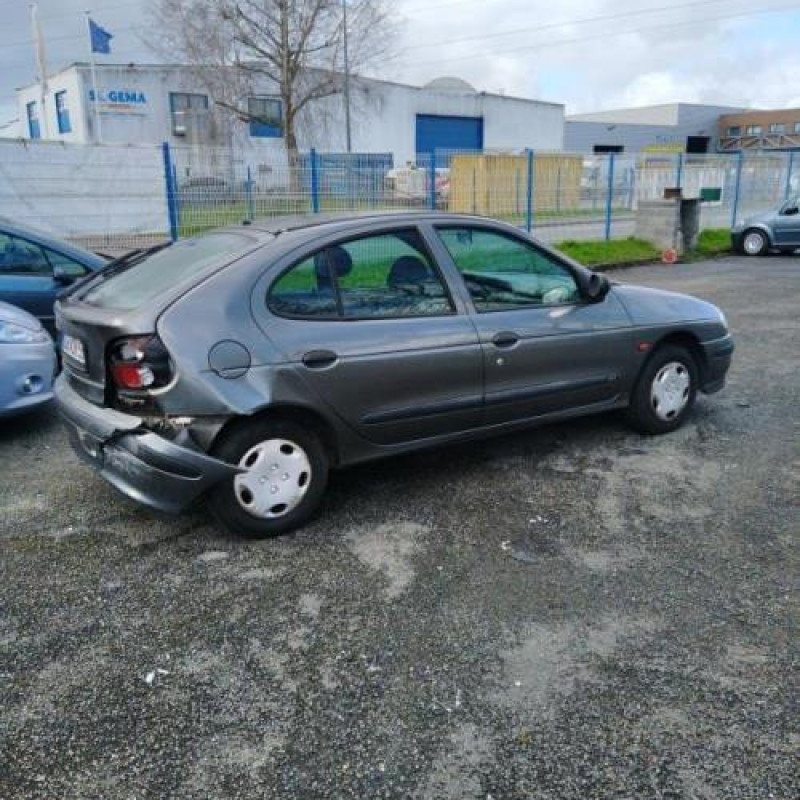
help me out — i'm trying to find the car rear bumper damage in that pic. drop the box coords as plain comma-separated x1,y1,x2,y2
700,333,735,394
54,374,239,514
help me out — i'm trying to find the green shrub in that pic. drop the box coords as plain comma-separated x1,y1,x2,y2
694,228,731,256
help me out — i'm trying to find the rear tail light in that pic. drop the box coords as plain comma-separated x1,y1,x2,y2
108,335,173,391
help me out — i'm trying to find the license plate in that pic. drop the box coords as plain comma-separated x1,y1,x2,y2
62,334,86,366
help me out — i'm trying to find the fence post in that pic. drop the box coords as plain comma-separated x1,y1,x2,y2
604,152,615,241
246,165,255,221
784,151,795,200
161,142,179,242
731,151,744,227
428,155,436,211
525,148,534,233
171,164,181,232
556,165,562,214
471,168,477,214
310,148,320,213
675,152,684,191
627,164,636,210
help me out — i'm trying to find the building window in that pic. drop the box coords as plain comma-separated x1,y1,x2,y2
169,92,209,136
745,125,762,136
769,123,785,134
248,97,283,138
795,122,800,134
726,126,741,137
55,91,71,134
26,101,40,139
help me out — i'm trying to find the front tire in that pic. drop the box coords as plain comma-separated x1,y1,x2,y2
741,228,769,256
626,345,698,435
208,419,329,538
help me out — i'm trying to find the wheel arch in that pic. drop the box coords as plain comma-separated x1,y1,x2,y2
211,403,341,466
743,224,774,247
650,330,708,383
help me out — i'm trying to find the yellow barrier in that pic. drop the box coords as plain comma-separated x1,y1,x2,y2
448,153,583,216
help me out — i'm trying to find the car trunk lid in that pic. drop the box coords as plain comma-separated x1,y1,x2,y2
55,230,266,405
55,300,158,405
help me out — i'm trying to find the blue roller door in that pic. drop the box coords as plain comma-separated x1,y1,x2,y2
416,114,483,166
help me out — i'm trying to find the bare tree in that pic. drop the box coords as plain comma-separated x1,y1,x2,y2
147,0,395,154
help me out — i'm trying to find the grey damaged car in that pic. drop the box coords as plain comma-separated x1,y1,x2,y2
54,212,734,537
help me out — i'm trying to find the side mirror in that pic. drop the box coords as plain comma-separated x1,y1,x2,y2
783,206,799,216
52,264,76,285
584,272,610,303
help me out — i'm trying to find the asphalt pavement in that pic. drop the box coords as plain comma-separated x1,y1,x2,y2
1,255,798,799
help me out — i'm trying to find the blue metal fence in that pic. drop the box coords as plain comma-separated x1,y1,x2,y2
159,142,800,247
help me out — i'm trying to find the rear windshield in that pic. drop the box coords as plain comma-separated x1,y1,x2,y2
81,233,258,310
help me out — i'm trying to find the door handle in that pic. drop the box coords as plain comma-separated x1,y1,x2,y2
302,349,338,369
491,331,519,348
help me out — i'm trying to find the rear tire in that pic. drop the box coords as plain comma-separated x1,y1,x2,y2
207,419,328,538
741,228,769,256
626,345,698,435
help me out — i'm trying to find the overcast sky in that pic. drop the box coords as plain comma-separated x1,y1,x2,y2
3,0,800,126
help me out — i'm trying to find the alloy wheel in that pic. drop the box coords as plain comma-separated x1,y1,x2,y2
743,231,766,255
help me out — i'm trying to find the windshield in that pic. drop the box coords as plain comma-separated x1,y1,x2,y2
81,233,258,310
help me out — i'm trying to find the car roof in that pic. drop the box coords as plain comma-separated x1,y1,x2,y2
222,210,505,241
0,216,107,268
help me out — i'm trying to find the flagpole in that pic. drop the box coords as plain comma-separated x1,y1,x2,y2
85,11,103,144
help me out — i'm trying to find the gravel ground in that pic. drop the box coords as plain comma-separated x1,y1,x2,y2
1,256,798,799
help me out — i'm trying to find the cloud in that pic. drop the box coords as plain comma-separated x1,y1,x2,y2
2,0,800,126
387,0,800,112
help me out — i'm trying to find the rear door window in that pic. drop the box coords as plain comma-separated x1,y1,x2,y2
268,256,338,318
45,249,89,277
81,233,258,310
268,229,454,319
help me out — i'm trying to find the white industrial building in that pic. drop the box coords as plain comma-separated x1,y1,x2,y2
565,103,746,154
13,63,565,164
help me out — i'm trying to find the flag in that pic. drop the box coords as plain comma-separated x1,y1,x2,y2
89,18,113,54
30,4,48,92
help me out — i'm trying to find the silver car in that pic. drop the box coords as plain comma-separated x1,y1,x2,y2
0,301,56,417
732,197,800,256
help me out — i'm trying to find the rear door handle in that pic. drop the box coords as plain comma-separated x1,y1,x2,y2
302,349,338,369
491,331,519,348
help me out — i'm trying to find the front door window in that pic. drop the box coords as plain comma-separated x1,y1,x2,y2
0,234,51,276
437,227,580,310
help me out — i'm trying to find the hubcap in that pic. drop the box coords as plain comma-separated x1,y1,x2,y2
234,439,312,519
743,232,764,255
650,361,691,421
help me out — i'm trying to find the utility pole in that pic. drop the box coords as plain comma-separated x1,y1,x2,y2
85,11,103,143
342,0,352,153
